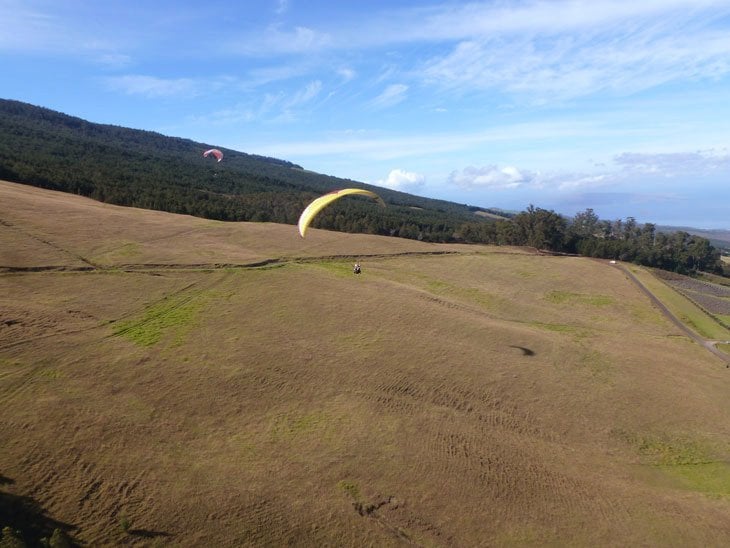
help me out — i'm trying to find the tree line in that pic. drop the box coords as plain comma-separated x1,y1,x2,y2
1,99,724,276
458,206,725,275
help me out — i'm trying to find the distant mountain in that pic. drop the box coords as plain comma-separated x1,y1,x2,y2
658,226,730,251
0,99,503,242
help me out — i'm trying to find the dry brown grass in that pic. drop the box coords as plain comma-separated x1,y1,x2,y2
2,180,730,546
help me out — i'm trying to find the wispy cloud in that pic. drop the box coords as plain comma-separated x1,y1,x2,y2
190,79,325,126
93,52,133,69
0,0,134,66
369,84,408,110
0,0,62,52
337,67,356,82
420,22,730,102
275,0,289,15
392,0,729,42
228,25,332,56
103,75,199,98
376,168,425,191
286,80,322,107
237,118,609,161
223,1,730,104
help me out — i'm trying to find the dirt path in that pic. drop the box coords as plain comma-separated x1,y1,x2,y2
614,263,730,365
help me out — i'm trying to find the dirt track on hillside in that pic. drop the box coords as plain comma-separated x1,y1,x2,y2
614,263,730,364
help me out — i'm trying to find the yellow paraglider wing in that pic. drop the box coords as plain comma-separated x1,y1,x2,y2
298,189,386,237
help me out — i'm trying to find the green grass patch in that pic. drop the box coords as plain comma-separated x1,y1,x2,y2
337,480,361,501
425,279,451,293
0,358,23,370
112,290,209,346
112,241,141,258
716,343,730,355
624,432,730,497
423,277,496,309
513,269,537,279
270,411,330,440
35,368,63,379
528,321,584,335
656,462,730,498
634,435,708,465
93,241,142,264
544,290,614,306
309,260,360,278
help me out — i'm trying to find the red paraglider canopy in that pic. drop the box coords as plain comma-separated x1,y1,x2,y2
203,149,223,162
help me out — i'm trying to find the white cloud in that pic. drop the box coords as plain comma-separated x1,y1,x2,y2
448,165,534,190
448,165,622,193
613,150,730,176
369,84,408,110
377,169,425,190
447,148,730,197
104,75,198,98
555,173,610,190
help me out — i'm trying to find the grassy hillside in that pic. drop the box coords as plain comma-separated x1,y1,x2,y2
2,181,730,546
0,99,499,242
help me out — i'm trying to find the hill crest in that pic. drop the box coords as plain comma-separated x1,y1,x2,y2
0,98,501,242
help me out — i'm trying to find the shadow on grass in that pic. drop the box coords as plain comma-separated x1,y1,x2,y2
128,528,173,539
0,475,78,546
509,345,535,356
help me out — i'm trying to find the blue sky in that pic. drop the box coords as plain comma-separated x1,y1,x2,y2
2,0,729,228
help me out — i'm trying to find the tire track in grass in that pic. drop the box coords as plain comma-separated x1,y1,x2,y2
364,369,630,534
19,446,154,544
0,217,99,269
370,373,548,439
0,360,42,414
418,423,628,533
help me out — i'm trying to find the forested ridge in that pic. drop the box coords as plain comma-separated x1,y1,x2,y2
0,99,499,242
0,98,725,275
